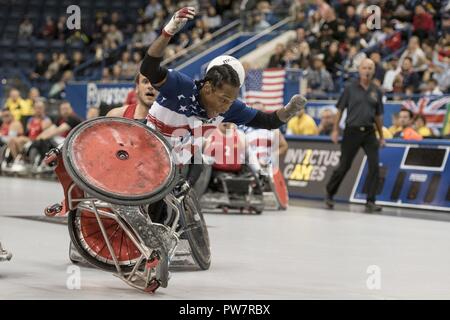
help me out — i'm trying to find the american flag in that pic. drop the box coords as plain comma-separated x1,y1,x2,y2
243,68,286,111
402,96,450,134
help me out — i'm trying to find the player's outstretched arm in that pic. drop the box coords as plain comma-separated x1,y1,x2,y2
140,7,196,87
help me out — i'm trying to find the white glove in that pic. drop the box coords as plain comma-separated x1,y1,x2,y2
283,94,307,120
163,7,196,37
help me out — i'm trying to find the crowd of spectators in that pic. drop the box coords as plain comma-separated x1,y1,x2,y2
22,0,249,90
268,0,449,99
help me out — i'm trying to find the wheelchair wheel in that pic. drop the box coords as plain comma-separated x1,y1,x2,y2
193,164,212,197
68,207,141,273
63,117,177,206
180,189,211,270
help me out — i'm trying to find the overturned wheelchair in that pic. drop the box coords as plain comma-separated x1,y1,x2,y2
194,125,289,214
44,117,210,293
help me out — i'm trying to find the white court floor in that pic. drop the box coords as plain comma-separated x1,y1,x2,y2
1,176,450,300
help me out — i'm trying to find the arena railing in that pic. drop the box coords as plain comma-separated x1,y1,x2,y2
161,20,241,68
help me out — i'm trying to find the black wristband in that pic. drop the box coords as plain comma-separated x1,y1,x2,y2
140,54,168,85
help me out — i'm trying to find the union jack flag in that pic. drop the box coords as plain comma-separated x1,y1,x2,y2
243,68,286,111
402,96,450,134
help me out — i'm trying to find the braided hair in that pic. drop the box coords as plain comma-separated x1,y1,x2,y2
196,64,240,90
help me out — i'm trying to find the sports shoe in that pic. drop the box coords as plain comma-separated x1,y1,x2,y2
325,194,334,209
365,202,382,213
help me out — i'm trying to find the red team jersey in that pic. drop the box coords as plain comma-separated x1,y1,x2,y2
27,117,49,140
123,103,138,120
0,122,10,136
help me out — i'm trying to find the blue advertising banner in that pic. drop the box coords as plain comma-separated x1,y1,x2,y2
284,137,450,211
350,140,450,211
65,82,134,118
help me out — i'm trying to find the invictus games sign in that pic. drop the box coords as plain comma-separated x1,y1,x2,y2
280,137,365,201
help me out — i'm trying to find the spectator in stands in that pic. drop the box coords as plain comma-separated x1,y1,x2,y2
343,46,365,74
291,8,308,29
31,102,82,162
342,5,359,29
400,57,420,93
345,26,360,47
393,109,422,140
6,100,52,170
117,51,138,80
110,12,126,32
296,41,311,70
309,10,322,37
162,0,177,14
414,114,433,138
40,16,56,40
324,41,343,78
176,33,191,52
36,101,81,141
358,23,372,49
44,53,60,81
203,6,223,32
398,36,428,73
111,64,123,82
48,70,74,99
86,107,100,120
252,12,270,33
317,107,337,136
142,24,158,47
151,10,169,31
101,67,112,83
369,52,385,87
305,55,335,99
367,20,388,48
413,5,435,40
144,0,163,20
22,88,41,124
56,15,68,41
66,31,90,47
422,79,443,96
30,52,48,80
5,89,31,122
190,29,202,45
388,112,401,136
382,57,400,93
286,109,319,136
18,17,33,39
429,51,450,93
268,43,286,68
132,24,146,51
281,48,298,68
70,51,85,70
381,23,402,56
106,24,124,46
0,109,24,146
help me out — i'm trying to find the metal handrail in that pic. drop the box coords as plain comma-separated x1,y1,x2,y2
161,20,241,66
224,16,293,56
175,16,293,72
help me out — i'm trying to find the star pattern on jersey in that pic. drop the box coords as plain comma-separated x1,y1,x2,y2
191,94,196,102
177,94,185,100
179,105,187,112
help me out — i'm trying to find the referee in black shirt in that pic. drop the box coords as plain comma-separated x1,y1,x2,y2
326,58,385,213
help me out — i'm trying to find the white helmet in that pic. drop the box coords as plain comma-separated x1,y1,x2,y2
206,55,245,88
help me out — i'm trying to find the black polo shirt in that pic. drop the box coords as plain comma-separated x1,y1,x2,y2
337,80,384,127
